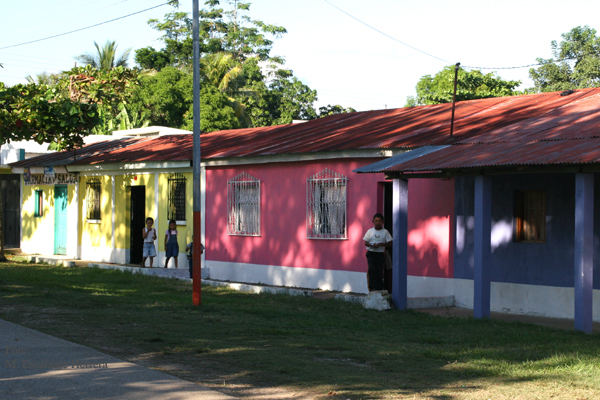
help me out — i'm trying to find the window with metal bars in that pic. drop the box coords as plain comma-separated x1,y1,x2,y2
515,190,546,242
168,173,187,221
85,178,101,220
227,172,260,236
307,169,347,239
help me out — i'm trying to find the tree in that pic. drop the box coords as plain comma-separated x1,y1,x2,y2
133,1,329,128
57,65,144,135
136,1,286,71
529,26,600,92
0,81,102,261
406,65,521,106
25,72,60,86
0,82,101,149
76,40,133,71
318,104,357,118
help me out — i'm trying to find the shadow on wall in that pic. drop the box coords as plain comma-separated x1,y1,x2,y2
408,216,451,277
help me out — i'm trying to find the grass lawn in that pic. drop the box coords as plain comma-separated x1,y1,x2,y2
1,260,599,399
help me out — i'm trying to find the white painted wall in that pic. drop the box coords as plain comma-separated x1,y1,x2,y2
207,260,369,294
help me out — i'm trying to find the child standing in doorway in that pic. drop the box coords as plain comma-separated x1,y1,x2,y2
164,220,179,269
142,217,157,268
363,213,393,291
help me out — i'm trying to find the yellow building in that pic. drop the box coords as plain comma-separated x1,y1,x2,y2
11,128,201,268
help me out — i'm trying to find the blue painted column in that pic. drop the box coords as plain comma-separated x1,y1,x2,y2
473,175,492,319
392,178,408,310
574,173,594,333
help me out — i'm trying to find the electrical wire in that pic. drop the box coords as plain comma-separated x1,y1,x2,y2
323,0,450,65
323,0,594,72
0,2,171,50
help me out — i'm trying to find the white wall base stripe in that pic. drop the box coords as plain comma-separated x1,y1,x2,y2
207,261,600,321
207,260,370,294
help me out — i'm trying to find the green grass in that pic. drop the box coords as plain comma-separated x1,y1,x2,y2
1,260,599,399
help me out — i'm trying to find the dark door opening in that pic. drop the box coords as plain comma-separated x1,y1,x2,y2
129,186,146,264
1,175,20,248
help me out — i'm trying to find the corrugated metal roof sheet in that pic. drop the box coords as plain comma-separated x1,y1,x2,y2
376,140,600,173
353,146,449,173
11,87,600,169
10,137,149,168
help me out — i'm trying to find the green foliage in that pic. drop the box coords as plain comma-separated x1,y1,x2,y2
318,104,357,118
57,65,144,136
529,25,600,92
0,81,100,149
0,65,148,146
75,40,132,71
131,1,328,128
265,71,318,124
25,72,61,86
137,1,286,71
406,65,521,106
128,67,240,132
129,67,192,128
184,84,241,132
134,46,171,71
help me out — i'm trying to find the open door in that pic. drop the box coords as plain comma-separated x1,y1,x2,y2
54,186,68,255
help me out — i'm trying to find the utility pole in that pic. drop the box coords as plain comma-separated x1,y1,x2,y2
450,62,460,137
192,0,202,306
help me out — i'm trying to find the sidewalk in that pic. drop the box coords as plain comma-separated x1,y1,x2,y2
0,319,237,400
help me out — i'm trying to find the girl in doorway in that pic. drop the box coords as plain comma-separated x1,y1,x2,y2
164,220,179,268
142,217,157,268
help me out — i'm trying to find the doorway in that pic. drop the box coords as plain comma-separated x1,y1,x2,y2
1,175,20,248
54,186,68,255
129,186,146,264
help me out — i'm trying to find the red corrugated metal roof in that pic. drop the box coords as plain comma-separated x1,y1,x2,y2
11,87,600,169
10,137,149,168
378,140,600,173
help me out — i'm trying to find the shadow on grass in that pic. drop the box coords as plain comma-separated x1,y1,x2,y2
1,261,599,399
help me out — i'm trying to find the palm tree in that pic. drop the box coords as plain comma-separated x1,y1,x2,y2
201,52,254,127
75,40,132,71
25,71,60,86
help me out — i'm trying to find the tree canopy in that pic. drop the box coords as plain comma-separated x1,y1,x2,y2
529,25,600,92
406,65,521,107
131,0,340,130
0,81,100,149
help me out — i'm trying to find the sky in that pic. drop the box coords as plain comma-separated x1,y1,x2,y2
1,0,600,112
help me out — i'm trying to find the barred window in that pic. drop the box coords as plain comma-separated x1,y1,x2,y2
515,190,546,242
86,178,101,220
227,172,260,236
34,190,43,217
307,169,347,239
168,173,186,221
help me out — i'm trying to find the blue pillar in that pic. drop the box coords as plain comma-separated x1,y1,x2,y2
392,178,408,310
473,175,492,319
574,173,594,333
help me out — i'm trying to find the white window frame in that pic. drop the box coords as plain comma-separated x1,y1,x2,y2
307,168,347,239
227,172,261,236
